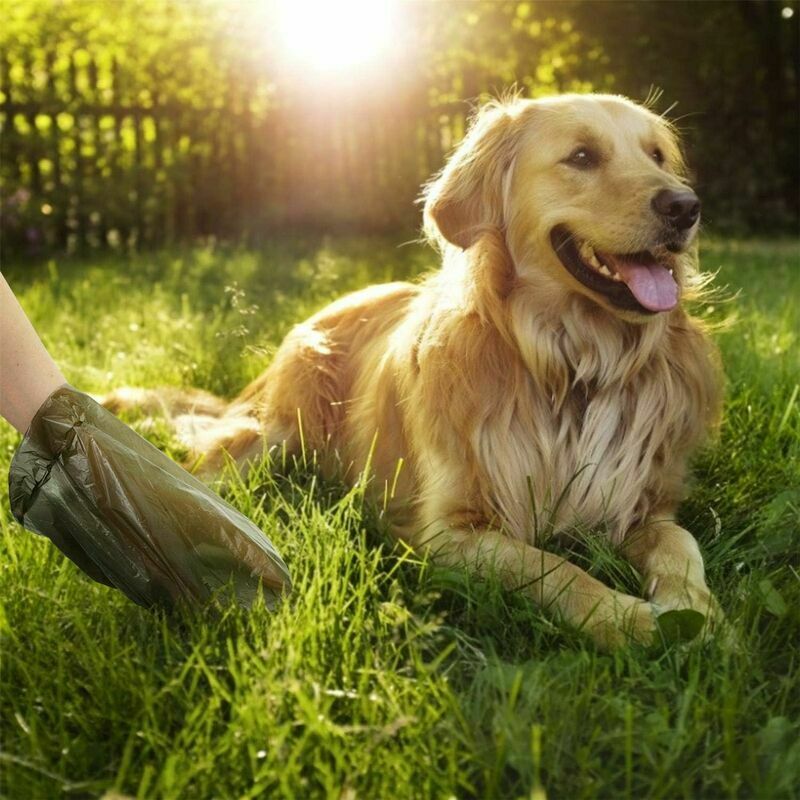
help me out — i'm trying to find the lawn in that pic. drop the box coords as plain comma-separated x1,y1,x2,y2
1,235,798,799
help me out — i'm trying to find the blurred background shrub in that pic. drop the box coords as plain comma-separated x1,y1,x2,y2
1,0,797,255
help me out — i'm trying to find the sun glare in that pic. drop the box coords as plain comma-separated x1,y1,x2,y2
275,0,399,73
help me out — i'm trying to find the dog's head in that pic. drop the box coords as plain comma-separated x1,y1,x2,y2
424,94,700,321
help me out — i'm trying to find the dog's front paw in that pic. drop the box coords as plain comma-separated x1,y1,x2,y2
647,574,724,635
583,596,657,650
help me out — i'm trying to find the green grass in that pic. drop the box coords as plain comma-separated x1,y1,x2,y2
1,235,799,799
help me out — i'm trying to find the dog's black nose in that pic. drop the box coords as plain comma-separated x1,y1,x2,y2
651,189,701,231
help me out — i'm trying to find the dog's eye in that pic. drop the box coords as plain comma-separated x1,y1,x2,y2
565,147,598,169
651,147,665,166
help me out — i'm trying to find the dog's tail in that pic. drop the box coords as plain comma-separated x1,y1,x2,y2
97,386,264,477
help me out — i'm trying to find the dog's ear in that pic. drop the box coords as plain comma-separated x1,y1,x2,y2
423,102,525,250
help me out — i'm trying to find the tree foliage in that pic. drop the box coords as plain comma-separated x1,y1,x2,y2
1,0,797,252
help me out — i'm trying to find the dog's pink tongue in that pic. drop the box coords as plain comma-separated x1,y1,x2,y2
613,260,678,312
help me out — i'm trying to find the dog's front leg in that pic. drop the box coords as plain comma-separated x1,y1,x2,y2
621,515,723,629
414,524,656,650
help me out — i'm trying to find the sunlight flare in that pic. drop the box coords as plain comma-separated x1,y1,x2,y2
275,0,399,72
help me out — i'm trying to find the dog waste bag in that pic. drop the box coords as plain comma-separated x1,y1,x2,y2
8,385,290,610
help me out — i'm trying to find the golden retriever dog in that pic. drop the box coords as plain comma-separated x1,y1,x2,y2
104,93,724,649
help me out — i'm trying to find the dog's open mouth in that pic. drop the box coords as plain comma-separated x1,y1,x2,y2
550,226,679,313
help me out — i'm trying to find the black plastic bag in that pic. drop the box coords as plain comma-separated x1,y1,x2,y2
8,385,290,610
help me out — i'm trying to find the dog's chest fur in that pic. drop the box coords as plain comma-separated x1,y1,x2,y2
477,373,664,543
463,307,711,544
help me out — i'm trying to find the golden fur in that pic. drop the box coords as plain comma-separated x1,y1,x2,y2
104,94,724,648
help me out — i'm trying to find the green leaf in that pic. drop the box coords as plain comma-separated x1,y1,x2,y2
655,609,705,644
758,577,788,618
757,489,800,556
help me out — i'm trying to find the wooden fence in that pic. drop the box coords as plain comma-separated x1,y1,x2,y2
1,52,470,251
